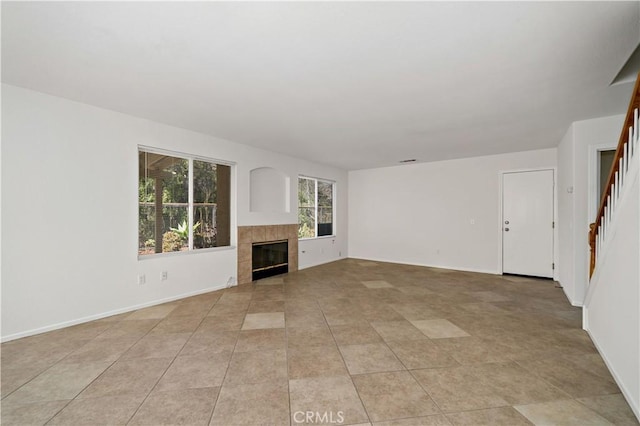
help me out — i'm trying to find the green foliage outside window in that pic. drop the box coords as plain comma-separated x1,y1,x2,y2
138,150,230,255
298,177,334,238
298,177,316,238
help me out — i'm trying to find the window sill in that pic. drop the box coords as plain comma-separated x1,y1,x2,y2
138,245,236,261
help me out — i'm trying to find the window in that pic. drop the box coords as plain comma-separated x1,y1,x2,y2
138,149,231,255
298,176,334,238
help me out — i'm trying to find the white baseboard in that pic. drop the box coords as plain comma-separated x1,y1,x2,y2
298,256,346,270
1,284,227,343
347,256,499,275
584,328,640,422
558,283,584,307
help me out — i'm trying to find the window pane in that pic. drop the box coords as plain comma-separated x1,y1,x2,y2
318,181,333,207
193,160,215,249
318,207,332,236
163,205,189,252
193,160,231,249
138,151,188,254
318,181,333,236
298,207,316,238
138,175,156,255
298,178,315,208
214,164,231,247
298,177,316,238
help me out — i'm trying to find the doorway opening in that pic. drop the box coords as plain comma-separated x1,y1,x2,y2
598,149,616,204
589,145,618,224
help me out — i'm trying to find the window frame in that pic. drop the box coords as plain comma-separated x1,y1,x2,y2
297,175,336,240
138,146,234,258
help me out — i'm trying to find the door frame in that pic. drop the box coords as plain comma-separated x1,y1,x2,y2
498,167,558,280
588,143,618,224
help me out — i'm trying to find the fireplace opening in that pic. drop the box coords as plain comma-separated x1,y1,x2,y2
252,240,288,281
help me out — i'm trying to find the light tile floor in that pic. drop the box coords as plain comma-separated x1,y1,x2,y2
1,259,638,425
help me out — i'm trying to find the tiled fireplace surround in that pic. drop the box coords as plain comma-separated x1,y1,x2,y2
237,224,299,285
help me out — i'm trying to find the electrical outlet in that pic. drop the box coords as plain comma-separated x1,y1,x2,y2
138,274,146,285
339,251,342,257
161,271,168,281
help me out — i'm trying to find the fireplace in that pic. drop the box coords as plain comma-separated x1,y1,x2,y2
237,224,298,285
252,240,288,280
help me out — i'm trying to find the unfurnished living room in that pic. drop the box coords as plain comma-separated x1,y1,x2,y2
2,2,640,425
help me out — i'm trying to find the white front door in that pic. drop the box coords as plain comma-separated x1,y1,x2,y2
502,169,554,278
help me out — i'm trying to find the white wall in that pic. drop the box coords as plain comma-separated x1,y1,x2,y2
1,84,348,341
348,149,557,274
557,125,577,303
573,115,625,303
556,114,625,305
584,162,639,420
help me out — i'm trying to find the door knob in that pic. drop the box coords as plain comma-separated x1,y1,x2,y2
504,228,510,231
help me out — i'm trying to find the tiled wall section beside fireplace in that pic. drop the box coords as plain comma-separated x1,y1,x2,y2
237,224,299,284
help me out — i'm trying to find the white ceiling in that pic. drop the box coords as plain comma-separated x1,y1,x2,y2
2,2,639,170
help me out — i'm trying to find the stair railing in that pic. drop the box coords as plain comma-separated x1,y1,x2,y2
589,72,640,277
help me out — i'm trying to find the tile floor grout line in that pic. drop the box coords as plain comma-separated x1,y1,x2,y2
374,318,449,421
4,317,154,423
322,292,374,426
283,283,293,426
123,305,204,425
43,356,122,425
406,350,451,418
112,297,220,424
51,314,171,420
166,289,227,426
206,283,252,426
40,399,80,425
0,325,118,401
510,355,585,402
1,359,63,402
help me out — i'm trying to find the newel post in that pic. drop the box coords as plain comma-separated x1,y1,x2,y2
589,223,597,278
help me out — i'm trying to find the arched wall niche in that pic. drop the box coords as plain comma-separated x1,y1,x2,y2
249,167,290,213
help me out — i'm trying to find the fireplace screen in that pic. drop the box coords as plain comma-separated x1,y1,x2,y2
252,240,289,281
